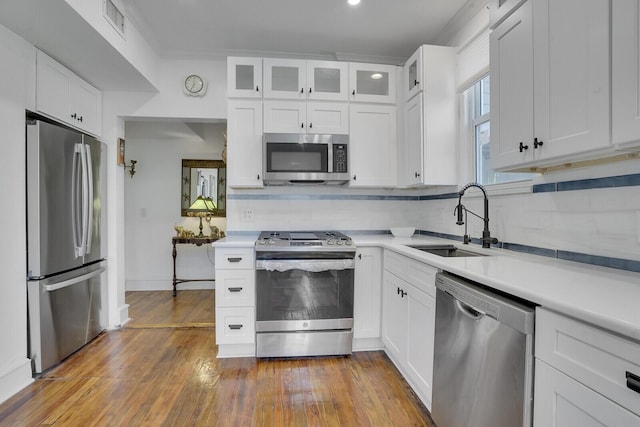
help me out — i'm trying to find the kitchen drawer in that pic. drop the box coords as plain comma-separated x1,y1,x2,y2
536,308,640,415
215,270,255,307
406,259,438,297
384,250,438,297
215,307,255,345
215,247,255,269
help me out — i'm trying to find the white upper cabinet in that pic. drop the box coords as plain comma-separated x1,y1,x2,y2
307,60,349,101
36,50,102,136
227,100,264,188
263,100,349,134
349,63,397,104
404,48,422,101
400,45,457,187
349,104,397,187
263,59,349,101
612,0,640,148
489,0,527,28
227,57,263,98
491,0,611,171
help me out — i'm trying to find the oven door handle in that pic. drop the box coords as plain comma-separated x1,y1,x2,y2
256,259,355,272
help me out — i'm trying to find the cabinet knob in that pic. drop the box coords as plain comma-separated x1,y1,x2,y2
301,122,304,128
78,116,83,122
352,175,357,181
519,142,529,152
352,90,356,96
309,122,312,129
414,79,419,85
415,172,421,178
257,174,260,180
300,88,304,94
71,113,77,119
309,88,312,93
358,254,362,260
256,86,259,92
534,138,544,149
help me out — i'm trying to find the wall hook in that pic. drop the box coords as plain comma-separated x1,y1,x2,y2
125,160,137,178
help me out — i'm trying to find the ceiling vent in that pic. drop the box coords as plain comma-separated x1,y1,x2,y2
103,0,126,38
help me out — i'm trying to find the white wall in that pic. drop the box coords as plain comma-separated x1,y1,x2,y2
124,122,226,291
0,25,35,404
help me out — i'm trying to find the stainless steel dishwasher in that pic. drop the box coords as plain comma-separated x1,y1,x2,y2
432,272,535,427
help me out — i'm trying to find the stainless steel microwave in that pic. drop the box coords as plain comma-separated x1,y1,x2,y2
263,133,349,185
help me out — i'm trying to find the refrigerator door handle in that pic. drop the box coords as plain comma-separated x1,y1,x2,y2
72,143,84,257
42,266,106,292
80,142,90,257
84,143,94,254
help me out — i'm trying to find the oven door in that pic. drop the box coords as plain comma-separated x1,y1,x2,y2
255,252,354,332
255,251,355,357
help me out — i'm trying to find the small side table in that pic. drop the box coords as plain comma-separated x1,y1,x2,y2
171,236,218,296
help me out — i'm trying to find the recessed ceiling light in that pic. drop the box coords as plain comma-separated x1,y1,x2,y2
371,73,383,80
348,0,361,5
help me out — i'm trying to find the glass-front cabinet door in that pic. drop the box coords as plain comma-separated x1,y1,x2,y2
263,58,307,99
404,47,423,101
227,57,263,98
307,60,349,101
349,63,397,104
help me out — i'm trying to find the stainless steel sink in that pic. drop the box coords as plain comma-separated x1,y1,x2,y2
405,244,487,257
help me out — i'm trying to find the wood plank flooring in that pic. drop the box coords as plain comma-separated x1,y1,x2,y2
0,290,436,426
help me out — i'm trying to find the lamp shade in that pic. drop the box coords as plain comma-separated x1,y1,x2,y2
187,196,216,214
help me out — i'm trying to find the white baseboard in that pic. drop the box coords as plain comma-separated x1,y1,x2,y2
125,280,215,292
217,344,255,358
0,358,33,405
352,337,384,352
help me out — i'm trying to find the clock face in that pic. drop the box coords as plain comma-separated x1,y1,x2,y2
184,74,204,93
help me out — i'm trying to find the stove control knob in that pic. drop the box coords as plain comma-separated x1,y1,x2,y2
345,240,353,245
257,240,265,245
268,239,275,245
336,240,344,245
327,239,335,245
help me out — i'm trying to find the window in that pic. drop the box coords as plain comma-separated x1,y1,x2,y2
466,75,535,185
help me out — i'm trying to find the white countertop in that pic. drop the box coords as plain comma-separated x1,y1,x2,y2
214,233,640,342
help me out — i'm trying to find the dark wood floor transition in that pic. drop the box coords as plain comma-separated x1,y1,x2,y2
0,290,435,426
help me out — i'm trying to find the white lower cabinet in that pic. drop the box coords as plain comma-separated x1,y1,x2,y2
382,250,438,410
534,308,640,425
534,360,640,426
353,247,383,350
214,245,256,357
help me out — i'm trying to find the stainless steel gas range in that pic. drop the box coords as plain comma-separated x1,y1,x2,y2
255,231,356,358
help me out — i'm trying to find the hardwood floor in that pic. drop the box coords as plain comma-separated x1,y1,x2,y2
0,290,435,426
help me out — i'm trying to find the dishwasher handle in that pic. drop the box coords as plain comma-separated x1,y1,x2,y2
454,298,485,320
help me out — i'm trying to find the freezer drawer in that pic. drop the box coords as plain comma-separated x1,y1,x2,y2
28,262,106,373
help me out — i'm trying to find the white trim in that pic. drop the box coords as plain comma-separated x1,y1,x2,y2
0,358,33,405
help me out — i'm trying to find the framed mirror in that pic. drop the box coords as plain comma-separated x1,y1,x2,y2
181,159,226,217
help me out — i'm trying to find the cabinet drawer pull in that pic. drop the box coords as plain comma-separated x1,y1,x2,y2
228,287,243,293
228,324,243,330
227,257,242,263
627,371,640,394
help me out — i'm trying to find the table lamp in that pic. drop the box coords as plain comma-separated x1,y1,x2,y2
186,196,216,237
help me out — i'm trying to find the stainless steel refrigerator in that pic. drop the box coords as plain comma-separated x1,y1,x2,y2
26,116,107,374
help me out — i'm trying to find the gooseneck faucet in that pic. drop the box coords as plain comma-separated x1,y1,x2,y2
455,182,498,248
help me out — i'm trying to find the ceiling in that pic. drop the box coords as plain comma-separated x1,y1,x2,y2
128,0,477,64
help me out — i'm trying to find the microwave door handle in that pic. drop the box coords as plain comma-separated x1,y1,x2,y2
84,143,94,254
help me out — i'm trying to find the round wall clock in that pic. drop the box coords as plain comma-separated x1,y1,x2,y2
183,74,208,97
